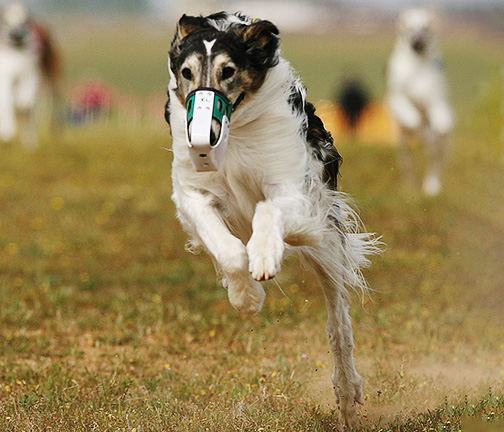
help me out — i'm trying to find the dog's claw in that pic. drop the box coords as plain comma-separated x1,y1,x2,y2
254,273,275,282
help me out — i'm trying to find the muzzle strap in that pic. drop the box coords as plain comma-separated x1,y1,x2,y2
232,92,245,111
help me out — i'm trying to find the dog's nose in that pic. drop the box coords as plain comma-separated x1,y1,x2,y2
411,35,426,53
209,129,217,147
10,27,27,47
209,119,222,147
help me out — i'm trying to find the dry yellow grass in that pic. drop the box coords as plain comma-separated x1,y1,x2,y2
0,16,503,431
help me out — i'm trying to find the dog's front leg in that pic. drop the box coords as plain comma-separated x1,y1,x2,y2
247,186,306,281
247,200,285,281
176,190,265,314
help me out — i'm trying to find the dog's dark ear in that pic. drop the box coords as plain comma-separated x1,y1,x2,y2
234,20,280,69
171,14,208,48
170,14,211,73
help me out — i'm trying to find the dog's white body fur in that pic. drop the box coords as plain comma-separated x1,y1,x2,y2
0,2,57,146
387,7,453,196
167,13,378,426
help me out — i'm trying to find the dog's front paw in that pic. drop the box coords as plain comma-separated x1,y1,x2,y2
226,275,265,315
246,234,284,281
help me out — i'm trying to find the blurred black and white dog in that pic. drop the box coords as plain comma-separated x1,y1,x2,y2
165,12,379,427
387,7,453,196
0,1,60,147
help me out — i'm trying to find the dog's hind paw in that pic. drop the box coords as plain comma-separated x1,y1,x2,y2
334,378,364,429
337,395,361,429
246,234,284,281
422,174,441,197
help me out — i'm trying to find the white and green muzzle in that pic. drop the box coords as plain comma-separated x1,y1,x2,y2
185,88,234,172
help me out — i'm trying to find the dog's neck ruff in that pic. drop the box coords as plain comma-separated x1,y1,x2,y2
185,87,245,172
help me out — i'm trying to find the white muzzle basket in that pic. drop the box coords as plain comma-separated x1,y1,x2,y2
185,88,234,172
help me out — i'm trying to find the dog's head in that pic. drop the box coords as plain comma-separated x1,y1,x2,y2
397,7,438,55
168,12,279,146
0,1,30,49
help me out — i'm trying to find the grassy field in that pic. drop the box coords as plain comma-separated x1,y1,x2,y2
0,15,503,431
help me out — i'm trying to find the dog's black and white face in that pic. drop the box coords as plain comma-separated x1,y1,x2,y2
168,12,279,113
398,8,437,55
0,1,30,49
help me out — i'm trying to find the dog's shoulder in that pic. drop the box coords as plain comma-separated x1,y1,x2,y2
288,79,342,189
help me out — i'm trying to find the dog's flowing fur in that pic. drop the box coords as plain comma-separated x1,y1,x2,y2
165,12,379,426
0,1,60,147
387,7,453,196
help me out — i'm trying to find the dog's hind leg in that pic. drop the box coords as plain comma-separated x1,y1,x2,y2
422,131,444,196
306,255,363,428
18,108,39,148
325,287,363,428
422,106,452,196
16,70,40,148
397,130,419,191
0,77,17,143
388,93,422,191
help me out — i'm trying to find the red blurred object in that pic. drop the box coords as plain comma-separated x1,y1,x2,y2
69,79,114,123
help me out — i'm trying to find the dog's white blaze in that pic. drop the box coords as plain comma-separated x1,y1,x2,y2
203,39,216,56
203,39,216,86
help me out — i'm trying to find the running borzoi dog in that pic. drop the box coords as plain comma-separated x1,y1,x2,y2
387,7,453,196
0,1,60,147
165,12,379,427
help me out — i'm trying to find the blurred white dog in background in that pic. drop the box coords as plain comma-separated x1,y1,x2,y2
0,1,60,147
387,7,454,196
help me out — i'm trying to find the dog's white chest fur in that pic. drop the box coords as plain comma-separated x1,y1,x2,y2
0,45,37,76
388,46,446,108
170,60,307,239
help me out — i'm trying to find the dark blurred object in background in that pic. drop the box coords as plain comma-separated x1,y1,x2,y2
335,77,371,136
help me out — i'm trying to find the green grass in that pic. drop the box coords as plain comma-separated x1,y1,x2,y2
0,16,503,431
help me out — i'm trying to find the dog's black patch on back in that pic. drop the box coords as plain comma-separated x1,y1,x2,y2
289,86,342,190
164,90,171,126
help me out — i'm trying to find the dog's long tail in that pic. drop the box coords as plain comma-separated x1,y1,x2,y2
298,188,382,299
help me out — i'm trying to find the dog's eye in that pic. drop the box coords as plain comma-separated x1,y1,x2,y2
222,67,235,80
182,68,192,80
